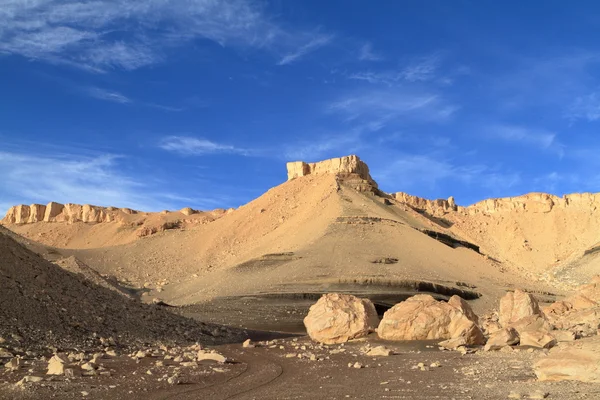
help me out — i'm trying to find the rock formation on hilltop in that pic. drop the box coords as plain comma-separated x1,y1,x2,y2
287,155,378,192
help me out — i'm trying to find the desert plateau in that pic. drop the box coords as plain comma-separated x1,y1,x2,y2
2,1,600,399
1,155,599,399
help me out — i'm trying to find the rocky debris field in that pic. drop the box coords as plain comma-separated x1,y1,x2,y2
2,335,599,400
0,228,245,352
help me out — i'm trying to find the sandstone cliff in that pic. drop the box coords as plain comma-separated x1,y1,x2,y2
393,192,457,216
1,202,137,224
286,155,378,191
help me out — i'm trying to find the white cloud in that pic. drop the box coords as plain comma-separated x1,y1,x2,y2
349,53,441,85
328,89,458,124
278,34,334,65
86,87,132,104
159,136,248,156
374,153,521,196
567,92,600,122
358,42,382,61
0,151,167,212
0,0,333,70
487,125,564,156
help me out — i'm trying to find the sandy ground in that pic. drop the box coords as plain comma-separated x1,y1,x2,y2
2,335,598,400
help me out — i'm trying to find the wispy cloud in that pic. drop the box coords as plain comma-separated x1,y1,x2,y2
159,136,249,156
81,86,182,111
0,151,164,212
329,89,458,125
0,0,333,71
374,153,521,199
567,92,600,122
278,34,334,65
350,53,441,85
487,125,564,156
86,87,132,104
358,42,382,61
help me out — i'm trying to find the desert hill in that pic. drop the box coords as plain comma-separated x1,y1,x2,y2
2,155,599,314
0,226,242,351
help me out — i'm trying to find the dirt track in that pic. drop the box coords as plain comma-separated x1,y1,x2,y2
3,336,598,400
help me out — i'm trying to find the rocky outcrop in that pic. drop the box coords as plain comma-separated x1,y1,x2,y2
465,192,600,215
286,155,378,190
1,203,208,225
543,276,600,338
1,202,130,224
393,193,457,215
303,293,379,344
377,294,485,344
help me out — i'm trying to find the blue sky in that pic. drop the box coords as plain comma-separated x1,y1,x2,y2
2,1,600,213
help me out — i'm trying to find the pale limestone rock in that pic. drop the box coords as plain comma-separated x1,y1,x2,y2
484,327,520,351
520,331,556,349
196,351,226,363
499,289,544,327
365,346,392,357
46,354,68,375
286,155,378,189
378,294,484,344
4,357,20,371
392,193,458,216
304,293,379,344
448,295,479,324
534,337,600,382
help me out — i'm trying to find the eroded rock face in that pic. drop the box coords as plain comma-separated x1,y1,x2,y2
534,337,600,382
377,295,484,344
393,193,457,216
303,293,379,344
499,289,544,327
543,276,600,338
286,155,378,190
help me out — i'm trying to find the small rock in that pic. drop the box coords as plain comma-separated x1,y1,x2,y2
81,362,96,371
4,357,20,372
352,362,363,369
47,354,69,375
196,351,226,363
242,339,254,348
16,376,43,385
365,346,392,357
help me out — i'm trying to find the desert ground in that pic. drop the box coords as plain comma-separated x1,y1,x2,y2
1,155,600,399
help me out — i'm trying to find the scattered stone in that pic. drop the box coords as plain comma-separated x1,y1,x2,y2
47,354,68,375
196,351,226,363
484,328,520,351
242,339,254,348
430,361,441,368
16,376,43,385
352,362,363,369
519,331,556,349
81,362,96,371
304,293,379,344
4,357,20,372
508,391,522,399
0,349,14,359
365,346,392,357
